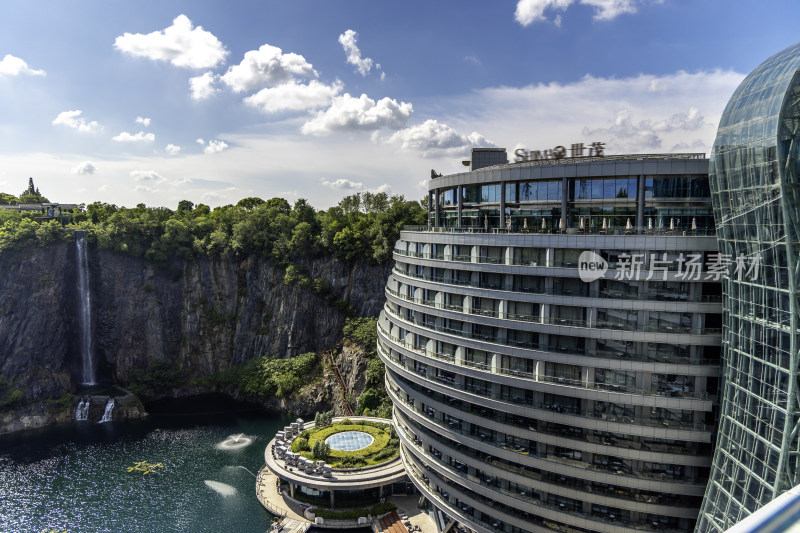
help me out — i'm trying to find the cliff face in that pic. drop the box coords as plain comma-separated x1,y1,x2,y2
0,242,389,422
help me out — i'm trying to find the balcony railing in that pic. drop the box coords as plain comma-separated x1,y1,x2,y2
391,372,700,457
391,267,723,303
401,225,717,237
378,335,711,425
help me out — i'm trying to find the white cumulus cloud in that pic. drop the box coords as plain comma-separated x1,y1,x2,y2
135,116,151,127
114,14,228,69
202,139,228,154
244,79,343,114
221,44,317,93
301,93,413,136
338,29,374,77
165,144,182,155
112,131,155,142
458,69,743,156
386,119,496,155
582,106,706,152
131,170,164,181
515,0,654,25
71,161,96,175
0,54,45,76
321,178,364,190
52,110,100,133
189,71,219,100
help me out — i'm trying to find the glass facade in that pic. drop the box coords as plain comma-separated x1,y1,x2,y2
696,42,800,533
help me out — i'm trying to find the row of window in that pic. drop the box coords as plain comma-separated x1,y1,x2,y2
437,176,711,206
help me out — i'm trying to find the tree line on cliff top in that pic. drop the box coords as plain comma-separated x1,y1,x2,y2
0,182,426,265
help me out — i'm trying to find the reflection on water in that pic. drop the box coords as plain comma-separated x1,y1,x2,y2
0,395,291,533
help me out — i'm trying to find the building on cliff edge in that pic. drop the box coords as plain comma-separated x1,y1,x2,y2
379,148,724,533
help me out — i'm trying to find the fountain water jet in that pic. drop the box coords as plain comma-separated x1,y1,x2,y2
215,433,253,450
204,480,237,497
76,231,95,385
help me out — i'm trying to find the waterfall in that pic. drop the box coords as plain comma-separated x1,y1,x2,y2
76,231,95,385
75,398,90,420
100,398,114,423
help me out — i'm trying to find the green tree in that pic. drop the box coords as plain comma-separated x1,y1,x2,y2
0,192,17,205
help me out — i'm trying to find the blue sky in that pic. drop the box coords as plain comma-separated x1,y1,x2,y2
0,0,798,209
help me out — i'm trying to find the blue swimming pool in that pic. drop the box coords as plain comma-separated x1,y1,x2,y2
324,431,374,451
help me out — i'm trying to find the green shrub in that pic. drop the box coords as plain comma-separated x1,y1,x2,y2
313,502,396,519
0,377,23,409
293,437,309,452
125,360,185,399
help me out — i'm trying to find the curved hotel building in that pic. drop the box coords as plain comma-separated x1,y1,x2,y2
696,41,800,533
379,150,723,533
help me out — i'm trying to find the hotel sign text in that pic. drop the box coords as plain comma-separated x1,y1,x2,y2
515,142,605,163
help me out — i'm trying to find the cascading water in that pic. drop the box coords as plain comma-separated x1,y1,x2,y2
75,398,90,421
99,399,114,423
76,231,95,385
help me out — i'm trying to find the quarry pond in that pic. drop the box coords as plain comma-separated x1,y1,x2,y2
0,395,292,533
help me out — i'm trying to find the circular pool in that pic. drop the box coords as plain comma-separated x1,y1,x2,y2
325,431,375,451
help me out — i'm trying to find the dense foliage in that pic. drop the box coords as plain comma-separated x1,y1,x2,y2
0,376,23,409
125,360,186,399
0,188,426,265
343,317,392,418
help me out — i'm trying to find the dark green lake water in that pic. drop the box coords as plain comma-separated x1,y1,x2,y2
0,395,293,533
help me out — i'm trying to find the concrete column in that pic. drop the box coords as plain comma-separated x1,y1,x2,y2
290,483,295,498
637,174,645,233
330,490,335,508
500,181,506,230
434,188,440,228
428,192,433,227
491,353,500,374
456,185,464,229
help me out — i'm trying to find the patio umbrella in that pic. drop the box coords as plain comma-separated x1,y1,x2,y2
670,218,675,230
659,217,664,229
557,218,562,230
523,218,528,230
579,217,584,230
648,218,653,230
692,217,697,230
602,218,607,230
484,215,488,231
626,218,632,230
541,218,547,230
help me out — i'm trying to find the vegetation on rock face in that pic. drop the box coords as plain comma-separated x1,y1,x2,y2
0,377,23,408
125,360,186,399
343,317,392,419
1,181,421,413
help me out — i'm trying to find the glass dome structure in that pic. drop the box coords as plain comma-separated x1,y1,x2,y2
696,41,800,533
